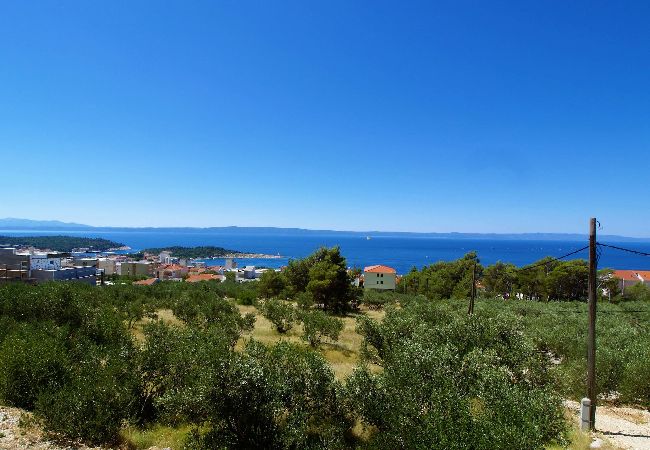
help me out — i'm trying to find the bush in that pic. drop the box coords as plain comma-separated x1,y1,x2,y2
0,324,69,409
361,289,394,309
260,299,296,333
36,362,138,445
349,305,567,449
237,289,257,306
623,283,650,302
173,341,351,449
295,291,314,310
300,310,344,348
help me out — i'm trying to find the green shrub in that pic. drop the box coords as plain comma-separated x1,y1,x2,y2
361,289,394,309
300,310,344,347
260,299,296,333
237,289,257,305
175,341,351,449
36,363,138,445
0,324,69,409
295,291,315,310
619,341,650,407
349,306,566,449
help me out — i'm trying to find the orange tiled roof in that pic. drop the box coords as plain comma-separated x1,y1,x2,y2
133,278,158,286
186,274,223,283
612,270,648,281
363,265,397,274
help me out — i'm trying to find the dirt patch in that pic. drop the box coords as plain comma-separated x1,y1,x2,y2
0,406,109,450
566,400,650,449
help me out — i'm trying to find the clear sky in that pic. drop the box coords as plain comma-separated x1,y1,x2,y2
0,1,648,236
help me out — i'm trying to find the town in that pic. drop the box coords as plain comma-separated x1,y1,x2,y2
1,244,648,302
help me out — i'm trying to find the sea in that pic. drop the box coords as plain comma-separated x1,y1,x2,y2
2,229,650,274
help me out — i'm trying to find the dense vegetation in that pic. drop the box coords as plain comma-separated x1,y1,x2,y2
142,246,240,259
0,247,648,449
0,235,124,252
401,251,619,302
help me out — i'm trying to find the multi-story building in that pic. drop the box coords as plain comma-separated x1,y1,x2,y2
119,261,153,277
97,258,117,275
0,248,31,282
30,267,96,285
363,265,397,290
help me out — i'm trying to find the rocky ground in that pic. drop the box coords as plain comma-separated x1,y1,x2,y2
0,405,97,450
566,400,650,449
3,401,650,449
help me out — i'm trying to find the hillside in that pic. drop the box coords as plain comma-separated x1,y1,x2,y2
142,245,240,259
0,235,124,252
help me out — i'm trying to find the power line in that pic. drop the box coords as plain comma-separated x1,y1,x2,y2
597,243,650,258
517,245,590,272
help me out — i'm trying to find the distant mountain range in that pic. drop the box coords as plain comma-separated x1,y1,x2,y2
0,218,90,229
1,217,648,242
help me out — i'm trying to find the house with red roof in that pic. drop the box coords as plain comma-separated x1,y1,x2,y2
186,273,224,283
612,270,650,293
363,265,397,290
133,277,159,286
156,264,189,280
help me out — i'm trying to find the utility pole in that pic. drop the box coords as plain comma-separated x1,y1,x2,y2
587,217,598,430
468,261,476,315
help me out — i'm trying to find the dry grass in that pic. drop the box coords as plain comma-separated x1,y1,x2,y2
237,304,383,380
130,304,383,380
121,424,192,450
545,409,623,450
130,309,184,343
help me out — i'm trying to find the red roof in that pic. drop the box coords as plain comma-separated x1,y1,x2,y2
186,274,223,283
637,271,650,280
613,270,650,281
363,265,396,274
133,278,159,286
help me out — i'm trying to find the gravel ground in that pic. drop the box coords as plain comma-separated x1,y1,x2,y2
566,400,650,450
0,406,99,450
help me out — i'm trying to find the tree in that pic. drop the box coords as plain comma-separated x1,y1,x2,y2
401,252,482,300
257,270,286,299
285,247,359,313
598,269,620,300
483,261,517,299
545,260,588,301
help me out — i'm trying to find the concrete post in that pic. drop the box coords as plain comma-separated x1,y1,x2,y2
581,398,592,432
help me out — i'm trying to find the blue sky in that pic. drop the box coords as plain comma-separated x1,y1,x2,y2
0,1,648,235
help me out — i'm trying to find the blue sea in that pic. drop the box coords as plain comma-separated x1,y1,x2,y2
2,229,650,274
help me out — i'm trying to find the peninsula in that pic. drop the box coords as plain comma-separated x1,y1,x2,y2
0,235,125,252
142,245,282,260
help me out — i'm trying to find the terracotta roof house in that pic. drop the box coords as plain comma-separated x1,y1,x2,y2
363,265,397,290
186,273,224,283
612,270,650,293
133,278,159,286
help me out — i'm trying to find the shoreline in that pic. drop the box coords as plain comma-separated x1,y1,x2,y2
203,253,285,260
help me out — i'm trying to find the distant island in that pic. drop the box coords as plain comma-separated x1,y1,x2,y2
3,217,650,242
0,235,126,252
142,245,282,260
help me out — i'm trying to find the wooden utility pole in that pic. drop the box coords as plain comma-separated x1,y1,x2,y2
587,217,597,430
468,261,476,315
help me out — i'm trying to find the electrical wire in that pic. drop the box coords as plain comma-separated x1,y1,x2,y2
517,246,589,272
597,242,650,258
